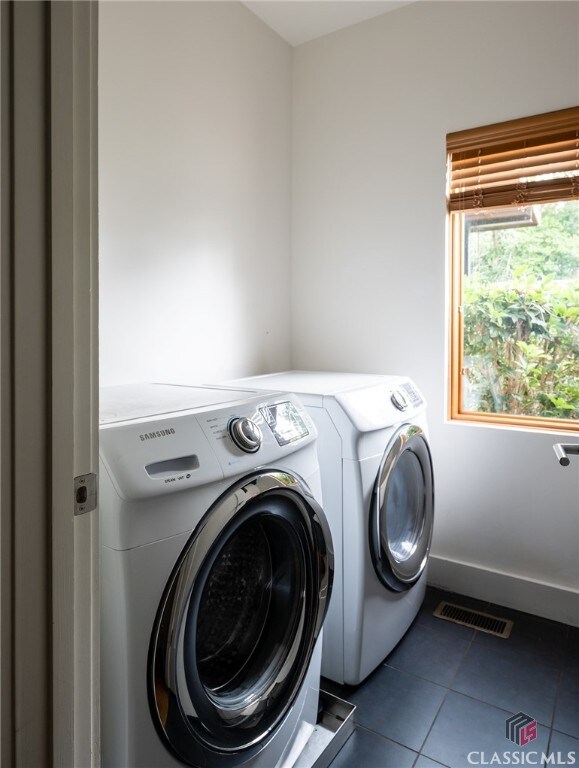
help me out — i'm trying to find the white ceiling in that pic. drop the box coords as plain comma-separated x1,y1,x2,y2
242,1,411,47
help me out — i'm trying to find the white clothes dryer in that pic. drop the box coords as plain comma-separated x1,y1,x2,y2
226,372,434,686
99,383,333,768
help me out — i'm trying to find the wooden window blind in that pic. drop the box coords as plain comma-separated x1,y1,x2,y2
447,106,579,212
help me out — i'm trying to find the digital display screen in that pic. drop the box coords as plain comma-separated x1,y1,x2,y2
400,382,423,407
260,402,309,446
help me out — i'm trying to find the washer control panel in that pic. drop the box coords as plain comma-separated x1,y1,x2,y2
196,392,316,475
99,385,317,499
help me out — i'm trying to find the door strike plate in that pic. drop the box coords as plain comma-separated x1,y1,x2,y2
74,473,97,515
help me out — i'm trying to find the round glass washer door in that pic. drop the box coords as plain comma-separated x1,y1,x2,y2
148,470,333,767
369,424,434,592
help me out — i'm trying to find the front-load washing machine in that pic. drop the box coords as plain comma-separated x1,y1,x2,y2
99,383,333,768
225,372,434,686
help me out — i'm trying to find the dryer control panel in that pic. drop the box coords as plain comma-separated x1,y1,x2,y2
391,381,424,412
334,376,427,433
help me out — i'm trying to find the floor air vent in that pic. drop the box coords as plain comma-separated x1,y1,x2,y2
433,601,513,638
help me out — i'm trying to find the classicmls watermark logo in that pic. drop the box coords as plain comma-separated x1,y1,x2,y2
467,711,577,765
505,712,538,747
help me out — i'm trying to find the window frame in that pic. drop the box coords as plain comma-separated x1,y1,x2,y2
448,209,579,433
447,108,579,434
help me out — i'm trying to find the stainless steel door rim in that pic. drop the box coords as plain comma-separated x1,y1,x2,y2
369,424,434,592
149,469,333,767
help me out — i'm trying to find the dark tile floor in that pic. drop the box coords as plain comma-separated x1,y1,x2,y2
324,587,579,768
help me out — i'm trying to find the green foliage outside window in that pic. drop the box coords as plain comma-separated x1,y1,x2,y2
462,202,579,421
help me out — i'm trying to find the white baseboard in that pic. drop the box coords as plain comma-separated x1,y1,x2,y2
428,555,579,627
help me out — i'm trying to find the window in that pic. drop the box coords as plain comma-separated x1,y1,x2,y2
447,107,579,432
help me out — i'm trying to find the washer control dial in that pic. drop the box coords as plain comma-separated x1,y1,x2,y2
391,389,409,411
228,417,262,453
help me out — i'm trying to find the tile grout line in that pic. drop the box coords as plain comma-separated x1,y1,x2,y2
546,647,570,757
413,615,479,762
353,721,420,762
336,592,577,768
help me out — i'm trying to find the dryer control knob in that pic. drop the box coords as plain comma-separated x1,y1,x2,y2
228,417,262,453
391,389,408,411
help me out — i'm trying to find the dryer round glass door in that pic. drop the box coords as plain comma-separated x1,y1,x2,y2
148,470,333,767
369,424,434,592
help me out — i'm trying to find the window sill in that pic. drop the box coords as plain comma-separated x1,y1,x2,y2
447,410,579,436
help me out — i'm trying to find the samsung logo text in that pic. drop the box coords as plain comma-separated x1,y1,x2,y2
139,428,176,442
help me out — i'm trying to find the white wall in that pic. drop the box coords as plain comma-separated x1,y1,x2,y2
99,1,292,386
292,1,579,623
99,0,579,623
